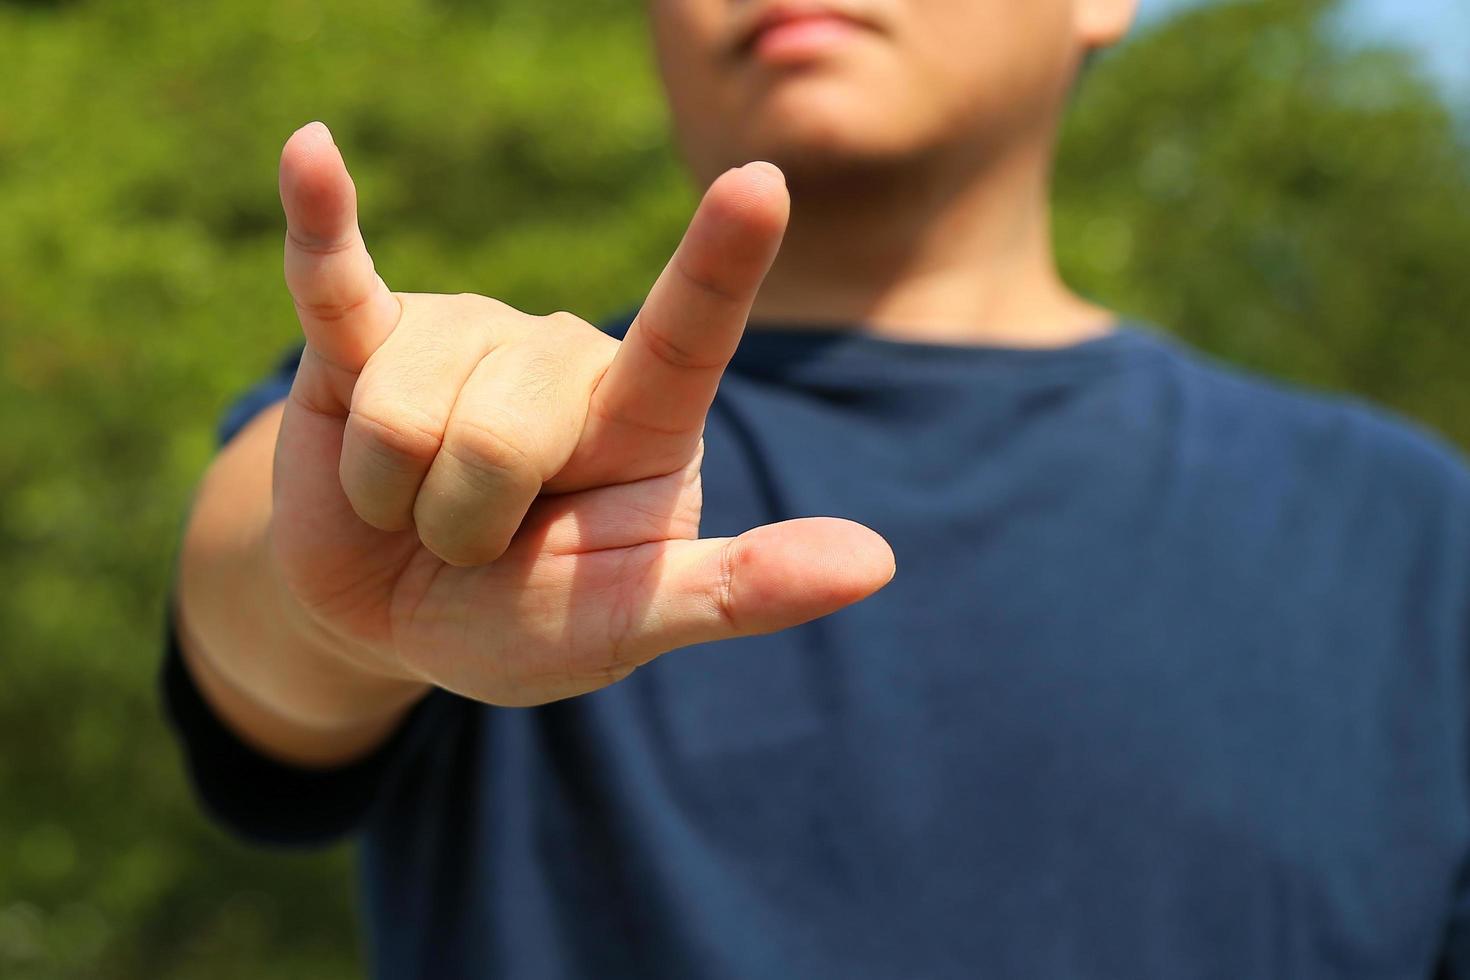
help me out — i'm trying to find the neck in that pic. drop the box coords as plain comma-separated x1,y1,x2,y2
748,139,1112,348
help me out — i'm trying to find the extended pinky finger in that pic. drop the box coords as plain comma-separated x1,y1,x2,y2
280,122,401,386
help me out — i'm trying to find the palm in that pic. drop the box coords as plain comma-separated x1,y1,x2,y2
268,122,893,706
388,459,703,704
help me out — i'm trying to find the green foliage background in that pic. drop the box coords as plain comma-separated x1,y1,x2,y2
0,0,1465,976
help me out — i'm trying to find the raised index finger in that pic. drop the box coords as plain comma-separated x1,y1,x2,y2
571,162,788,484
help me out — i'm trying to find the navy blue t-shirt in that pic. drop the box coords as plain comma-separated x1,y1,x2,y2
164,318,1470,978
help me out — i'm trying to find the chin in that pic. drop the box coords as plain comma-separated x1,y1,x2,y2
728,81,929,186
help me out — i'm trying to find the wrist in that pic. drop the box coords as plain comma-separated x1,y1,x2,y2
175,508,429,768
258,535,431,730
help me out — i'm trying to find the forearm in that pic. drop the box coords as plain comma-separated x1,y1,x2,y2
174,402,429,768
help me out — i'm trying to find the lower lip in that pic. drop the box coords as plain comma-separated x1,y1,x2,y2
751,16,865,64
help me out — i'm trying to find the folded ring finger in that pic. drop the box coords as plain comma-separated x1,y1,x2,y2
414,322,616,566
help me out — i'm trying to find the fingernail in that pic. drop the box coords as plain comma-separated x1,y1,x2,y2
306,120,334,144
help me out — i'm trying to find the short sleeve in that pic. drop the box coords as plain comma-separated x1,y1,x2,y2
1435,490,1470,978
216,344,304,446
159,344,465,846
159,608,461,846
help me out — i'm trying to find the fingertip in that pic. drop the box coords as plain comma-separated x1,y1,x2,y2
432,544,511,570
414,515,517,570
280,124,356,242
744,161,791,235
688,162,789,284
807,517,897,599
708,160,789,219
723,517,895,635
845,520,897,591
282,120,336,167
740,159,786,189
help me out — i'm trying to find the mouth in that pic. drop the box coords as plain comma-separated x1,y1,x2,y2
735,3,877,65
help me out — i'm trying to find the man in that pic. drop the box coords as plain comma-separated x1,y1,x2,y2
165,0,1470,976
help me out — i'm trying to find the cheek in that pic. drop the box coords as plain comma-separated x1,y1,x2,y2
905,1,1078,132
649,1,721,104
649,1,732,164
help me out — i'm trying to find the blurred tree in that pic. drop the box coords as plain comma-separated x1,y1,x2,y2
1056,0,1470,443
0,0,1464,977
0,4,685,977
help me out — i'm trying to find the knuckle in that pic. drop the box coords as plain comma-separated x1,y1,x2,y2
541,310,617,360
441,417,539,489
294,291,373,324
452,291,504,312
714,538,742,632
636,320,724,371
455,294,542,346
427,292,508,338
285,228,356,258
346,402,443,470
674,249,744,306
543,309,584,331
455,292,522,324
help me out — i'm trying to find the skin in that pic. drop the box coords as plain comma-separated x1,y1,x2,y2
176,0,1137,768
651,0,1137,341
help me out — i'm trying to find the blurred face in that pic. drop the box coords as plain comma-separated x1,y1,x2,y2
647,0,1137,186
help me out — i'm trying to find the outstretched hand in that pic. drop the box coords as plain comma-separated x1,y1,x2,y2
269,121,895,706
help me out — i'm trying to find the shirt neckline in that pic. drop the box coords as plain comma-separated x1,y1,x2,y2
723,317,1168,379
599,309,1171,381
